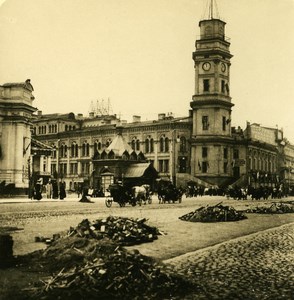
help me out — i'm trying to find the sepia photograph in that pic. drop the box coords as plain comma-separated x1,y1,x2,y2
0,0,293,299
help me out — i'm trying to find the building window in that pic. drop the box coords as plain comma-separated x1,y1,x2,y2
202,116,209,130
224,162,228,173
145,139,150,153
51,164,56,175
221,80,225,93
81,162,89,175
158,159,169,173
71,142,79,157
59,163,67,176
203,79,210,92
150,138,154,153
233,149,239,159
82,142,90,157
180,137,187,152
222,116,226,131
160,136,164,152
224,148,228,159
165,137,169,152
136,139,140,151
179,156,187,173
60,144,67,158
202,161,208,173
70,163,78,175
202,147,208,158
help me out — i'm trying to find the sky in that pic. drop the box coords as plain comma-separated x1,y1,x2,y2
0,0,294,142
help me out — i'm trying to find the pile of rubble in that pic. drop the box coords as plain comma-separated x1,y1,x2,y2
36,216,161,246
20,217,194,299
246,202,294,214
179,202,247,222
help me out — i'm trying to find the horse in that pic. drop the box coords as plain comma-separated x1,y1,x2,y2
132,185,148,205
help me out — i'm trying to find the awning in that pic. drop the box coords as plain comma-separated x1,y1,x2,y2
124,163,158,178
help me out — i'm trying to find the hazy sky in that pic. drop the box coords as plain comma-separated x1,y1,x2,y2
1,0,294,142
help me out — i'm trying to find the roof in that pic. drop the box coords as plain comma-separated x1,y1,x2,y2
2,79,34,92
106,132,133,156
124,163,157,178
31,138,53,151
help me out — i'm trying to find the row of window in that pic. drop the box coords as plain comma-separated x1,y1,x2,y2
203,79,229,94
202,116,228,131
51,137,188,158
200,147,239,159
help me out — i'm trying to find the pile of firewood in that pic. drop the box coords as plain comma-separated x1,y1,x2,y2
246,202,294,214
69,216,161,246
23,220,194,299
179,202,247,222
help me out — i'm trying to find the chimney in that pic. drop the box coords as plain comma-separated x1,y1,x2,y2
132,115,141,123
37,110,42,116
89,112,94,118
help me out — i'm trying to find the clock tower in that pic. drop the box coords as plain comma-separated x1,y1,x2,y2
190,10,234,186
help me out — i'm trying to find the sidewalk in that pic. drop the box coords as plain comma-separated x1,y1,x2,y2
0,193,83,204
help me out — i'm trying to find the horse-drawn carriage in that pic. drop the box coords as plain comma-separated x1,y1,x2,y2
157,180,183,204
105,183,152,207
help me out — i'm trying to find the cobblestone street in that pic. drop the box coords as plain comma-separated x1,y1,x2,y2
165,223,294,299
1,196,294,299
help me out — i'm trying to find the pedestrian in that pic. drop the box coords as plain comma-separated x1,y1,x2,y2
59,181,66,200
46,180,52,199
34,179,42,200
52,179,59,199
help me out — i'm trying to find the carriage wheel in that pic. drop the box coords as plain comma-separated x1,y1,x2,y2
105,197,113,208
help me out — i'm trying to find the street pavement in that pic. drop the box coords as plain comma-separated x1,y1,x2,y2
165,222,294,300
1,194,294,299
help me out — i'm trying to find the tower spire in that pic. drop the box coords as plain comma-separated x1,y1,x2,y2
204,0,220,20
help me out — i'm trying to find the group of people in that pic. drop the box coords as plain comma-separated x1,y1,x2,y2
32,179,66,200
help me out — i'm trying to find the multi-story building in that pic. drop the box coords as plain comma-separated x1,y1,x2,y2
0,80,52,196
1,5,293,195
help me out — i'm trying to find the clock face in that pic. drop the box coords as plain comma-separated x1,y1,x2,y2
221,63,226,72
202,62,211,71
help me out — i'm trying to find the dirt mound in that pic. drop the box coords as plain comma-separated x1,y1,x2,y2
179,202,247,222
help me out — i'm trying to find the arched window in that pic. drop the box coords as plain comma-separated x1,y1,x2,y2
82,142,88,156
65,125,68,131
145,139,150,153
131,139,136,150
180,137,187,152
71,142,79,157
165,137,169,152
160,136,164,152
150,138,154,153
94,141,98,153
136,139,140,151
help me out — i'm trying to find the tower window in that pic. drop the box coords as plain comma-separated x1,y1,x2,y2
221,80,225,93
202,161,208,173
222,116,226,131
224,162,228,173
224,148,228,159
202,147,208,158
202,116,209,130
203,79,210,92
